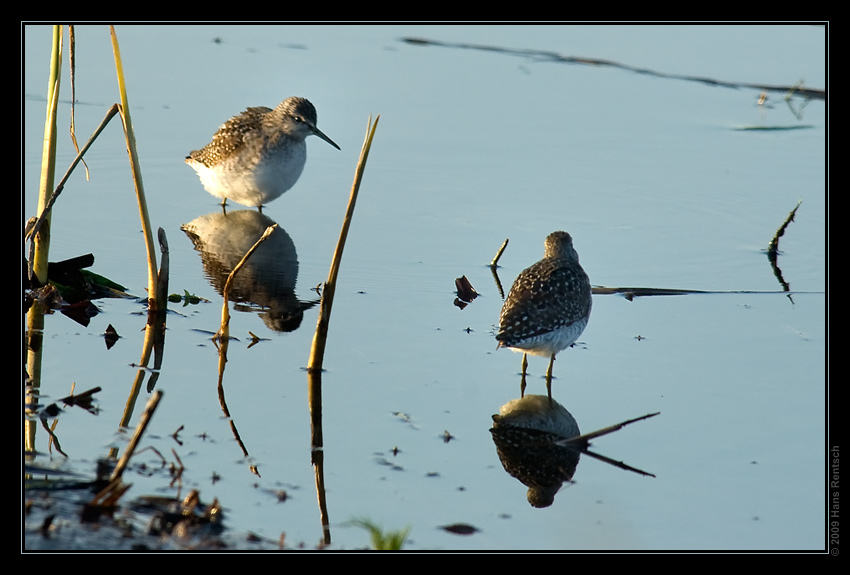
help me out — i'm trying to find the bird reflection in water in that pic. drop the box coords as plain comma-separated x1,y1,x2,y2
491,395,581,508
491,395,657,508
181,209,318,332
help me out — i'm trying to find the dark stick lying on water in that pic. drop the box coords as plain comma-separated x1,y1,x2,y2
402,38,826,101
557,412,660,477
767,200,802,265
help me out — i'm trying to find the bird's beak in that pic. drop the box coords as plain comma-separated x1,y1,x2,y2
312,126,340,150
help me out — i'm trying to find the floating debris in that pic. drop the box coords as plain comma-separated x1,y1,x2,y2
439,522,479,536
28,386,103,420
454,275,478,309
103,324,120,349
59,387,102,415
247,331,270,349
167,289,205,306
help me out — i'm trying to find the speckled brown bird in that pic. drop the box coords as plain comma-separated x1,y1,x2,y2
496,231,592,399
186,97,339,208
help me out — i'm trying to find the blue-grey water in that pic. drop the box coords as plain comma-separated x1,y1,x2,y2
23,24,827,551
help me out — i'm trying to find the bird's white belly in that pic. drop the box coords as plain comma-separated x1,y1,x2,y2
505,318,588,357
195,143,307,207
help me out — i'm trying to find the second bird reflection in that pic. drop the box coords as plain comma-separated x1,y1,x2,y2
491,395,659,508
491,395,581,508
181,210,318,332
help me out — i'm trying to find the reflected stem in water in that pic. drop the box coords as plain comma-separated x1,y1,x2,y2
212,335,259,477
24,303,46,454
308,368,331,546
207,226,278,477
112,229,169,460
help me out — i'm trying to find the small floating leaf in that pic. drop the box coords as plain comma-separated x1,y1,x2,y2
103,324,120,349
168,289,205,306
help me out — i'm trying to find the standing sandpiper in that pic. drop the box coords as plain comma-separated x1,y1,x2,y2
186,97,340,208
495,231,592,399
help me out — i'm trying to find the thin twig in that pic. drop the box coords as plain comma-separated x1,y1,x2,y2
110,390,164,482
25,104,121,284
490,238,509,267
489,238,509,299
562,412,660,444
308,115,380,373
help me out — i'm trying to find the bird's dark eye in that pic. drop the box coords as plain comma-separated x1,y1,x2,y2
293,115,304,123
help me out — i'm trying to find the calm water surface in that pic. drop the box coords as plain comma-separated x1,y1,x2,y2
23,24,827,551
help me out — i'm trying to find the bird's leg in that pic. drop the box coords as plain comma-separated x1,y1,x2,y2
520,353,528,397
546,354,556,400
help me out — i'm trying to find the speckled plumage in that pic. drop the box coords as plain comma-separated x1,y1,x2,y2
496,231,592,398
186,97,339,208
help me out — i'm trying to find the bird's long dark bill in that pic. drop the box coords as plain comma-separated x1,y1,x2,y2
314,127,340,150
